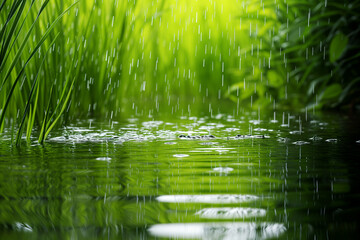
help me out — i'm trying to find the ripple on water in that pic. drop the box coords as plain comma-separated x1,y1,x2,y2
199,142,218,146
148,222,286,239
212,167,234,173
96,157,112,161
326,138,338,143
224,127,240,132
292,141,310,145
195,207,266,219
277,137,291,143
164,142,177,145
156,194,259,204
216,149,229,154
142,121,163,128
254,128,268,132
309,136,323,141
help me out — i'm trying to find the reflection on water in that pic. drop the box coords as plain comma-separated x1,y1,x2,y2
148,222,286,240
195,207,267,219
156,194,259,204
0,111,360,239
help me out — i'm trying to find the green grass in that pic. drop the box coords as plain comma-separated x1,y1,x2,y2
1,0,360,144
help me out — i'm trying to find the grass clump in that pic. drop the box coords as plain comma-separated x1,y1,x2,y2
1,0,360,144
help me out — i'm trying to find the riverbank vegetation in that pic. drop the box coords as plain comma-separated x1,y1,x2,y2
1,0,359,144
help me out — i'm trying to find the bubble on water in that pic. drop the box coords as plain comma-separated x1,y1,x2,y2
96,157,112,161
178,135,207,140
178,134,188,139
173,154,189,158
292,141,310,145
325,138,337,143
180,134,216,140
356,140,360,144
231,134,267,140
203,135,216,139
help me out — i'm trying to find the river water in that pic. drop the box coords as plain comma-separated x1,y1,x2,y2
0,111,359,239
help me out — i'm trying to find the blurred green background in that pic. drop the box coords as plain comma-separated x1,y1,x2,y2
1,0,360,143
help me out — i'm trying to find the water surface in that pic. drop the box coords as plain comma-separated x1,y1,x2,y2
0,111,359,239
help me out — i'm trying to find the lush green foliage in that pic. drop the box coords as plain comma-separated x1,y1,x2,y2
272,0,360,109
1,0,359,144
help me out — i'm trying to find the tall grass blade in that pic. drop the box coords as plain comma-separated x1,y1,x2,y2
43,77,75,141
38,85,53,144
0,0,48,89
0,0,22,41
0,1,79,129
15,33,59,146
26,80,39,142
1,0,36,70
0,0,28,67
0,0,7,12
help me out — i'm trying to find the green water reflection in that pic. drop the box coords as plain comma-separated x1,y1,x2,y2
0,111,359,239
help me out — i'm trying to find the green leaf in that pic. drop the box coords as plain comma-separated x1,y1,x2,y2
339,77,360,103
330,32,348,63
0,0,49,91
267,70,282,87
15,33,59,146
321,83,342,100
